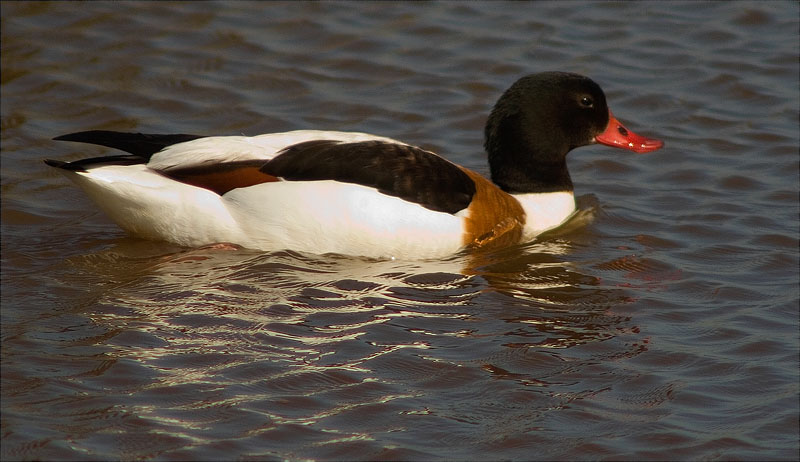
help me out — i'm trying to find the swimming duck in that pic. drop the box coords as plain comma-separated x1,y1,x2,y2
45,71,663,259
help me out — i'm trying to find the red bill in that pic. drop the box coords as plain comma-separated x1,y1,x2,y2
596,110,663,153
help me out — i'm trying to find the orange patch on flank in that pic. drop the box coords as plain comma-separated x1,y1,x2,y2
169,166,279,195
460,168,526,249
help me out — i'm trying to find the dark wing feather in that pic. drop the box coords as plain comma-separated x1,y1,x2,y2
47,130,206,171
53,130,205,158
262,140,476,214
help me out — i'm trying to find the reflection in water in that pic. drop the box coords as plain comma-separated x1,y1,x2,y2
80,200,628,369
43,198,651,457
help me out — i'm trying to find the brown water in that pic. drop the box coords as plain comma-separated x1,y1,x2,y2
2,1,798,460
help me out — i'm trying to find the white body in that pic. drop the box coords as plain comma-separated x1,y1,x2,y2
54,130,576,259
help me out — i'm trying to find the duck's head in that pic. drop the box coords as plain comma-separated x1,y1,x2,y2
485,72,663,193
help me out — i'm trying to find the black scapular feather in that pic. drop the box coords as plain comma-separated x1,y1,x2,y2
263,140,476,214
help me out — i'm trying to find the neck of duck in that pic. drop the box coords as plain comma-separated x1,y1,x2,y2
484,116,574,195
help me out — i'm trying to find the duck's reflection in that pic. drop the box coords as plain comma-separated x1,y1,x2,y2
50,196,660,453
69,194,647,376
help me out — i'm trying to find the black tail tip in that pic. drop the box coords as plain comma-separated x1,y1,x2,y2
44,158,86,172
44,158,66,168
53,130,110,142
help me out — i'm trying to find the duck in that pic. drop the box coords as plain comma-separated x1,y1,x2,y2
45,71,663,260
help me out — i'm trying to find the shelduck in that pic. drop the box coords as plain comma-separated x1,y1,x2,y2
45,72,663,259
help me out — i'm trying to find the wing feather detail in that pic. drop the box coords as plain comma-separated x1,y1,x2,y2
262,140,476,214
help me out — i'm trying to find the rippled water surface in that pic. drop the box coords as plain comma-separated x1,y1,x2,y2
2,1,798,460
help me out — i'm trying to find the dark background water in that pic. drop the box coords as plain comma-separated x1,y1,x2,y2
2,1,798,460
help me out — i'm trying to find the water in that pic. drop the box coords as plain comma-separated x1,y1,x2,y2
2,1,798,460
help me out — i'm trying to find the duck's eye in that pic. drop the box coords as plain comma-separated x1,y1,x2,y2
580,96,594,107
